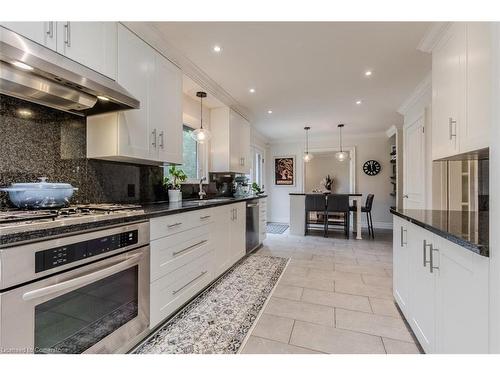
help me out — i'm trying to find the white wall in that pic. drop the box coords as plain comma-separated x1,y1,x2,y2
305,153,350,193
267,133,394,228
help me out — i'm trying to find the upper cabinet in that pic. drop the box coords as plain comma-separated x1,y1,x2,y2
431,22,491,160
0,21,117,80
87,24,183,165
210,107,251,174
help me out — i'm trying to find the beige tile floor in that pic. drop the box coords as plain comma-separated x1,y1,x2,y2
241,228,422,354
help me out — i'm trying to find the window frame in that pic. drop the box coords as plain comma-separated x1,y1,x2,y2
178,124,208,184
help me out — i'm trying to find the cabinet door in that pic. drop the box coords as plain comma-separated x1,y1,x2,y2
0,22,57,50
432,23,466,160
230,203,246,263
116,24,155,161
229,110,243,173
408,226,437,353
152,52,183,164
403,117,426,209
212,206,232,277
462,22,491,153
435,237,489,353
57,22,117,79
239,117,251,174
392,217,410,314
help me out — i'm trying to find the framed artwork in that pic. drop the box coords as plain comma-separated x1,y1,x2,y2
274,156,295,186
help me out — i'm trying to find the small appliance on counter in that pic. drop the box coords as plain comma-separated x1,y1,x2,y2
233,176,250,198
0,177,78,209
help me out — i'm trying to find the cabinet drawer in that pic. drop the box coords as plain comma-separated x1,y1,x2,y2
150,208,213,240
150,249,215,328
150,225,212,282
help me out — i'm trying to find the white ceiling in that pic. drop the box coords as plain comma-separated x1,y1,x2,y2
151,22,432,141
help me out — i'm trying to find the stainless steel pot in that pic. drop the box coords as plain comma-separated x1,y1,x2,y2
0,177,78,208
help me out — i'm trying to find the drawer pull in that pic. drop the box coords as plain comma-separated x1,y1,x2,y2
167,222,182,228
172,271,207,295
200,215,211,220
172,240,208,256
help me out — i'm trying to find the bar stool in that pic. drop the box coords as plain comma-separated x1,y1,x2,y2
305,194,327,236
325,194,350,238
350,194,375,239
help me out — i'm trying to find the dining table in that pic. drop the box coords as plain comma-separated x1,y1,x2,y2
289,192,364,239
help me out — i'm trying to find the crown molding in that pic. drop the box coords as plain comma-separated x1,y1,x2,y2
268,130,388,145
417,22,452,53
397,73,432,116
121,22,251,121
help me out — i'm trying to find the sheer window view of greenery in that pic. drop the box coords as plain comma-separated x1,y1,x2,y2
165,125,198,180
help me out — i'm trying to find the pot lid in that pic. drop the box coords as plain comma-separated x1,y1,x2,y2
9,177,75,190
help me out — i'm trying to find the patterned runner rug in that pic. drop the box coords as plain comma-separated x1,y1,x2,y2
266,223,289,234
133,255,289,354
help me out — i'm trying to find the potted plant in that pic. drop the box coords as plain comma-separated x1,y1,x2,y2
164,166,187,203
251,182,264,196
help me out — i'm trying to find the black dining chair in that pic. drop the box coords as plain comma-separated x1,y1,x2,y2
325,194,350,238
350,194,375,239
305,194,327,236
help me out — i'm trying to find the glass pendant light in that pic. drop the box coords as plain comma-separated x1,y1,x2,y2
335,124,348,162
191,91,211,144
303,126,314,162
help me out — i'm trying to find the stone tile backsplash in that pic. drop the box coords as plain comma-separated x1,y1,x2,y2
0,95,166,207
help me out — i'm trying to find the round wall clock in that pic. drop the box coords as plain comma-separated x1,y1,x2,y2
363,160,381,176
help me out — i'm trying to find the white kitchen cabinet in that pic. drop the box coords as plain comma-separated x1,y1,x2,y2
0,22,57,51
431,22,465,160
210,107,251,174
213,205,232,277
259,198,267,244
431,22,491,160
230,202,246,264
56,22,117,80
392,214,490,353
87,24,183,165
407,226,437,353
1,22,117,79
462,22,491,154
434,235,489,353
392,216,410,314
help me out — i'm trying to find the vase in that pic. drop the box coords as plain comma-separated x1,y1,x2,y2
168,189,182,203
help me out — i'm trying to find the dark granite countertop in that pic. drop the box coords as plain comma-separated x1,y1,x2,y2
0,195,267,248
390,208,489,257
290,192,362,196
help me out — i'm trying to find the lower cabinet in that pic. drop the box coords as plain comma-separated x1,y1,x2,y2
259,199,267,244
392,215,489,353
149,202,247,328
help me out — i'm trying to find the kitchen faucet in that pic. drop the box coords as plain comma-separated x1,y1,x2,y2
199,177,207,199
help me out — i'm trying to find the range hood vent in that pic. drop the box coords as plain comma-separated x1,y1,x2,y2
0,26,139,116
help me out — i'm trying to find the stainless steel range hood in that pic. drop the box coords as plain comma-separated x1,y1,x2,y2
0,26,139,116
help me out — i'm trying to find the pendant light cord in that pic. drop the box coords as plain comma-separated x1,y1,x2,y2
200,96,203,130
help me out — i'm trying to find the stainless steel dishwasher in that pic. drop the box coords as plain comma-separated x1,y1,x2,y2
246,199,260,253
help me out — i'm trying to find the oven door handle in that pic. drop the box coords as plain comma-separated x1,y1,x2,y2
22,253,142,301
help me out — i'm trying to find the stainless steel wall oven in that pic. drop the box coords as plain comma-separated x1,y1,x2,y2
0,221,150,354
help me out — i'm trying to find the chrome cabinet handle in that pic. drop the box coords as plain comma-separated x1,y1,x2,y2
430,245,439,273
167,222,182,228
46,22,54,38
200,215,211,220
172,240,207,256
247,204,258,208
172,271,207,295
423,240,431,267
64,22,71,47
449,117,457,140
151,129,157,148
400,226,407,247
22,253,142,301
403,194,409,198
158,131,164,149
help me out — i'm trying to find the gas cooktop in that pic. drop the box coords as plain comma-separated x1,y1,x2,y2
0,204,145,234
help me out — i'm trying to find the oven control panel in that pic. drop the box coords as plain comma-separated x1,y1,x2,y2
35,230,139,273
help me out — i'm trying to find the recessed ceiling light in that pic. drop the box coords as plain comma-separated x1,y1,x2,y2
17,109,33,117
267,110,273,114
364,70,372,77
11,61,34,71
97,95,110,101
249,88,256,93
356,100,362,105
213,45,222,53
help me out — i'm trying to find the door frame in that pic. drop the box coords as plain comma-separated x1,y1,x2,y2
403,114,426,209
